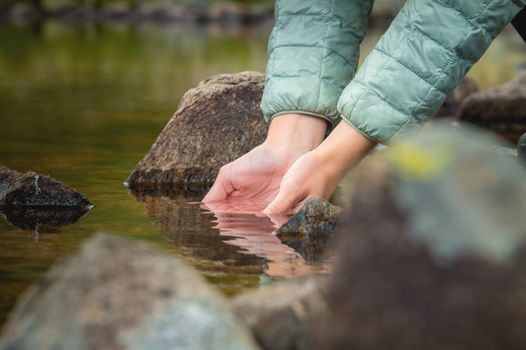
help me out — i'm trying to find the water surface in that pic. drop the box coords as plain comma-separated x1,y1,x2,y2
1,21,525,326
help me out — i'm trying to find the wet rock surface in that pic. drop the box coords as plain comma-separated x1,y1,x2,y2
230,276,329,350
127,72,268,193
459,73,526,141
0,166,92,209
0,234,260,350
275,198,342,263
0,166,92,232
277,197,343,236
322,124,526,350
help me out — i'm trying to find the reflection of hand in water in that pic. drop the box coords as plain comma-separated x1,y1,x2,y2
201,200,321,278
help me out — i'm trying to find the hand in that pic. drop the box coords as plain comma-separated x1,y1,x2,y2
264,121,377,215
202,114,327,211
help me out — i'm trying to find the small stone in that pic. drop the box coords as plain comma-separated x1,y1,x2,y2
126,72,268,194
274,198,342,263
0,234,260,350
277,197,343,236
0,166,92,210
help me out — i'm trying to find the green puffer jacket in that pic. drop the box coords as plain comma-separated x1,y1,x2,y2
261,0,525,144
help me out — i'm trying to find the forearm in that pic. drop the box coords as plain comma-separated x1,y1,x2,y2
315,121,376,185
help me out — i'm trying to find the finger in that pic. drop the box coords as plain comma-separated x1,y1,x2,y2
202,166,234,203
264,185,306,216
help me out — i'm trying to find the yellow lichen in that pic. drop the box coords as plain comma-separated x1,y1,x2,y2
389,142,454,180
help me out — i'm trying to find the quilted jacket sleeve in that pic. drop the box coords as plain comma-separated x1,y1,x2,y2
338,0,525,144
261,0,374,127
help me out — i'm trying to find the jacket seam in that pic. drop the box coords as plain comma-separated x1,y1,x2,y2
433,0,495,39
374,47,448,95
411,0,495,121
352,79,414,121
278,11,364,34
343,6,413,118
271,44,355,68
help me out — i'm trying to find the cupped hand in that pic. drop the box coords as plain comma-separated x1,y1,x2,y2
202,143,296,210
202,114,327,211
264,121,377,215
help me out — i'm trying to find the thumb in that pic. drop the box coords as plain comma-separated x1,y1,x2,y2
264,185,305,216
202,166,234,203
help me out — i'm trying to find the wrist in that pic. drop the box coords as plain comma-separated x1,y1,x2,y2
263,113,327,156
315,121,377,180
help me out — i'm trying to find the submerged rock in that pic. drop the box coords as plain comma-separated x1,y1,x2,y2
230,276,329,350
275,198,342,263
0,166,92,209
277,197,343,236
459,73,526,141
126,72,268,193
322,123,526,350
0,234,259,350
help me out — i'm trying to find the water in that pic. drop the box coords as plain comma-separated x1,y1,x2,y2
0,21,525,326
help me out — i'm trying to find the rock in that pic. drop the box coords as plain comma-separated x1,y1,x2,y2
277,197,343,236
436,76,478,117
0,234,260,350
126,72,268,194
321,123,526,350
275,198,342,263
230,276,330,350
0,166,92,210
0,166,22,204
271,197,342,264
459,73,526,142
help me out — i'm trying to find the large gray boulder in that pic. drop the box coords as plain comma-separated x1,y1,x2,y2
0,234,260,350
321,123,526,350
459,73,526,141
126,72,268,194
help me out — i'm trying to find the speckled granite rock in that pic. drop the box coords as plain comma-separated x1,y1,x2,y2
274,198,342,263
0,234,260,350
277,197,343,236
322,124,526,350
459,73,526,141
0,166,92,209
230,276,329,350
126,72,268,194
